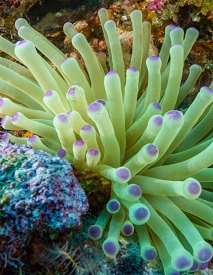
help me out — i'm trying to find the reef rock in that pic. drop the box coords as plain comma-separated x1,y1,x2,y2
0,141,88,265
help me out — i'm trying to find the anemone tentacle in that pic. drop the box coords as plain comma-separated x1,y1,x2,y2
0,7,212,273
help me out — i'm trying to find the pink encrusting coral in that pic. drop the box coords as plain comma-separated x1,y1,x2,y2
146,0,166,12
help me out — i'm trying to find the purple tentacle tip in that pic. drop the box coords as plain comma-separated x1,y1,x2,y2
197,247,212,261
170,271,180,275
12,113,19,122
67,88,75,95
96,99,106,106
134,207,149,221
106,70,117,76
57,149,66,158
144,248,157,261
122,224,134,236
103,241,117,255
199,261,208,270
1,116,6,125
175,256,191,269
203,86,213,94
45,90,53,97
28,135,37,142
173,26,181,30
74,140,85,147
128,184,142,197
193,64,200,68
128,67,138,72
166,110,182,120
148,56,159,62
82,125,93,131
2,133,8,140
172,43,181,47
16,40,27,47
88,149,99,156
0,98,4,107
62,58,68,63
146,144,158,156
188,182,200,195
57,114,69,123
167,24,176,29
189,259,198,272
153,116,163,126
152,102,161,110
107,200,120,212
88,102,102,112
88,225,101,239
116,167,131,181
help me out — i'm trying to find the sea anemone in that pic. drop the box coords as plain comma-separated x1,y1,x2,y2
0,8,213,274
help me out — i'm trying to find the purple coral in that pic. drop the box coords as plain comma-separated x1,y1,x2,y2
0,141,88,267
